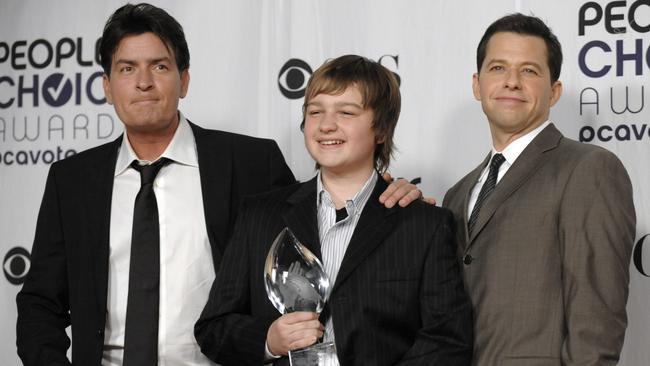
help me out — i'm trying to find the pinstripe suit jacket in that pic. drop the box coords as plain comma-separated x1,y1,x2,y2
195,176,473,366
443,124,636,366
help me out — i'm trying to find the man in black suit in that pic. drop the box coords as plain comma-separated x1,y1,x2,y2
16,4,420,366
195,55,473,366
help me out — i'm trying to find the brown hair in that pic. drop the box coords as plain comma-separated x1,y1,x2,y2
301,55,401,174
100,3,189,77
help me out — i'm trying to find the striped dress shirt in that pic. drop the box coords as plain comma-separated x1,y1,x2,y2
316,171,378,345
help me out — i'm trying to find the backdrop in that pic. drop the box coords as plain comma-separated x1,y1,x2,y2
1,1,648,365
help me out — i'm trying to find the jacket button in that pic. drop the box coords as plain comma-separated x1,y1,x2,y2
463,254,473,265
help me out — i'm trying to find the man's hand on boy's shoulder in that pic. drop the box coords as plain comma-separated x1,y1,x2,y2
380,173,436,208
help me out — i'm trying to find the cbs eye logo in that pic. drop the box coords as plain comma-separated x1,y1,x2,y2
278,59,313,99
634,234,649,278
278,55,401,100
4,247,31,285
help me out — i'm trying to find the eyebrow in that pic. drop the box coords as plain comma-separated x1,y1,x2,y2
487,58,543,69
114,57,172,66
306,101,363,108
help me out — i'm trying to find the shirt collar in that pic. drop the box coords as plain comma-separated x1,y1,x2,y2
493,120,550,166
114,112,198,176
316,170,378,218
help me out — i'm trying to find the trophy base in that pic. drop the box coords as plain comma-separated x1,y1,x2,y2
289,342,339,366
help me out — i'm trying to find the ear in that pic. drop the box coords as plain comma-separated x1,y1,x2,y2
180,69,190,98
549,80,562,107
375,124,387,144
102,74,113,105
472,73,481,101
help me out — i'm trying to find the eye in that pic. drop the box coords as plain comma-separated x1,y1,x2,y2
154,64,168,71
489,65,504,71
523,67,538,75
120,66,133,73
307,109,322,116
278,59,313,99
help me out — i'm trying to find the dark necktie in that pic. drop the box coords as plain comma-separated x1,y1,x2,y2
467,153,505,235
123,158,170,366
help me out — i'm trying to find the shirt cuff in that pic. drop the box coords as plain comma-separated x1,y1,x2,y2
264,341,281,362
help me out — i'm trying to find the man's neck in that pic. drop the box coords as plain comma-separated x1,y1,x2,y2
320,167,374,209
127,119,179,161
489,119,547,151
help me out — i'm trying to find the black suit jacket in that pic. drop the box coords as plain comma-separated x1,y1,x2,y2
16,121,296,366
195,177,473,366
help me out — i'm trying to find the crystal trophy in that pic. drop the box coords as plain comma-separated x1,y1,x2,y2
264,227,339,366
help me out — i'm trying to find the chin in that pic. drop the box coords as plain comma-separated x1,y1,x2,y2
316,160,340,170
318,162,348,173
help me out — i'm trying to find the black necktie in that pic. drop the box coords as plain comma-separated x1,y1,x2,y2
468,153,505,235
123,158,170,366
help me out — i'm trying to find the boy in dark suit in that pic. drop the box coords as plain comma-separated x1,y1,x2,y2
195,55,473,366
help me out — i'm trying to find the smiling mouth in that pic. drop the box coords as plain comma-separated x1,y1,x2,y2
320,140,344,145
496,96,525,103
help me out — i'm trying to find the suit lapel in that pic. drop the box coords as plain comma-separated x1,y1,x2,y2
191,122,233,267
468,124,563,245
332,179,397,293
86,137,121,314
458,153,491,250
280,177,398,293
281,178,322,260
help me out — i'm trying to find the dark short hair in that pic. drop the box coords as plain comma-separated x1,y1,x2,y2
476,13,562,83
301,55,401,174
99,3,189,76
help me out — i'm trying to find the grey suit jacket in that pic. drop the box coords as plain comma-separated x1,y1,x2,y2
443,124,636,366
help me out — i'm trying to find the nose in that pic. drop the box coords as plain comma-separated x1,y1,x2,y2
136,69,154,91
319,112,338,133
503,69,521,90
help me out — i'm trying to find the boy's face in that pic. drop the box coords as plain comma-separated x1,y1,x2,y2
303,84,377,177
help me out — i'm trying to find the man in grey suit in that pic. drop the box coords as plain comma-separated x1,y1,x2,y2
443,13,636,366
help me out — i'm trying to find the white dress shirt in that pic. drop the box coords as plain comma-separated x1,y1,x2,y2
467,121,551,218
317,171,377,344
103,114,217,366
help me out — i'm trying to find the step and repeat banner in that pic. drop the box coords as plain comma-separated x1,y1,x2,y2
1,0,648,364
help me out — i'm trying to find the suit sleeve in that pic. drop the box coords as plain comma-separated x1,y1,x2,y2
396,209,474,366
195,199,274,366
16,165,72,366
265,140,296,189
559,149,635,365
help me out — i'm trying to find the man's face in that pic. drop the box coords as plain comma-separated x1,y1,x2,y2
303,84,378,177
103,32,189,136
472,32,562,145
